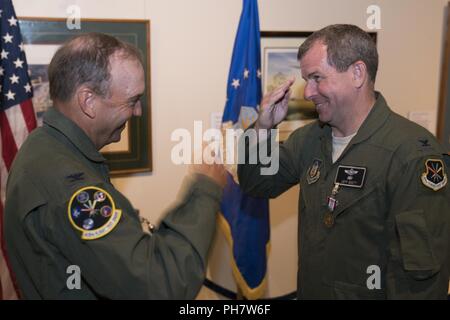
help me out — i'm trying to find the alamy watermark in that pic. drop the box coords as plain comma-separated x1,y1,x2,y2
66,5,81,30
366,5,381,30
170,121,280,175
66,265,81,290
366,265,381,290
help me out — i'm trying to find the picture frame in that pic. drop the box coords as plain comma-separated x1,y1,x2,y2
260,31,377,141
260,31,315,141
437,2,450,153
18,17,152,175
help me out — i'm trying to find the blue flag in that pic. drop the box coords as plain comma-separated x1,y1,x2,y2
219,0,269,299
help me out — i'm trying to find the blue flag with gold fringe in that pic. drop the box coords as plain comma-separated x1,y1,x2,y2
219,0,269,299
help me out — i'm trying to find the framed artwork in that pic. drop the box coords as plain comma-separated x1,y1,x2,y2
437,2,450,153
18,17,152,175
260,31,377,141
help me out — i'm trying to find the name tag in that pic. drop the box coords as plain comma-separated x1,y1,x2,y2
334,165,367,188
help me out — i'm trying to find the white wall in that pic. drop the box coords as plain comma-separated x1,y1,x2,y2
13,0,449,299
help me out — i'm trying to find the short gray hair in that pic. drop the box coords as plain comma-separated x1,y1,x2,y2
48,32,143,102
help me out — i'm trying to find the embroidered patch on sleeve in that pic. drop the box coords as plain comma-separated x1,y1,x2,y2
68,186,122,240
421,159,447,191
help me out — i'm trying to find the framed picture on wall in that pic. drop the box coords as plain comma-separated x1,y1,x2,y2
260,31,377,141
18,17,152,175
437,2,450,153
260,31,315,141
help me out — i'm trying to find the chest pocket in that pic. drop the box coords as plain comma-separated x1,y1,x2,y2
301,165,383,213
333,181,382,219
331,159,389,220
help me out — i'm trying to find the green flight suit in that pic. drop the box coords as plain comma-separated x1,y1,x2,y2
4,107,222,299
238,93,450,299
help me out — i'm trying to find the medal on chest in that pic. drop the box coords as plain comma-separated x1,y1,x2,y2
323,165,367,228
324,183,340,228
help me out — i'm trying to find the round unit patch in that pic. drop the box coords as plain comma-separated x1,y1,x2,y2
68,186,122,240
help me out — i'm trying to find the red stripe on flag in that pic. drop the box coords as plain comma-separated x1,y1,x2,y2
0,109,22,298
0,196,20,299
0,197,6,295
20,99,37,133
0,111,18,171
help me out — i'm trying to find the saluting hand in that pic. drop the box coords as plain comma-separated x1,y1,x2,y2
256,78,295,130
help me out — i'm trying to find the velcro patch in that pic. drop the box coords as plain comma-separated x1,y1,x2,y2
334,165,367,188
307,158,322,184
68,186,122,240
421,159,447,191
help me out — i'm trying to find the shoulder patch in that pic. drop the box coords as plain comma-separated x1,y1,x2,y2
68,186,122,240
421,159,447,191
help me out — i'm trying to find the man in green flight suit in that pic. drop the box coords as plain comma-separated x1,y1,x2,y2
238,24,450,299
4,33,227,299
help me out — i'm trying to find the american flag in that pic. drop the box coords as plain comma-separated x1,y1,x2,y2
0,0,36,299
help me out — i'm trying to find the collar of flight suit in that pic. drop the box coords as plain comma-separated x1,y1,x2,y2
43,107,106,163
318,91,391,149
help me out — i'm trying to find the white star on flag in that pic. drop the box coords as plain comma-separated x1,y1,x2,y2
243,68,249,79
257,69,262,78
5,89,16,100
19,42,24,51
8,16,18,26
0,66,4,75
1,49,9,59
13,57,24,68
24,83,32,92
231,79,240,89
9,73,19,84
3,32,13,43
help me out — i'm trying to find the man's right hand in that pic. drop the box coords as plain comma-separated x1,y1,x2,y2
190,162,228,189
255,78,295,130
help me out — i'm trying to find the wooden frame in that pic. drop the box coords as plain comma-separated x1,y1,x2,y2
437,3,450,153
18,17,152,175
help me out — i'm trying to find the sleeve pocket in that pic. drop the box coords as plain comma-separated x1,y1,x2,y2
395,209,440,280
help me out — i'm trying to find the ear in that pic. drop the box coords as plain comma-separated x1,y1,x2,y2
351,61,367,89
76,87,97,119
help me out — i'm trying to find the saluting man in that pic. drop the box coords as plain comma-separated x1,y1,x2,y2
238,24,450,299
5,33,227,299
